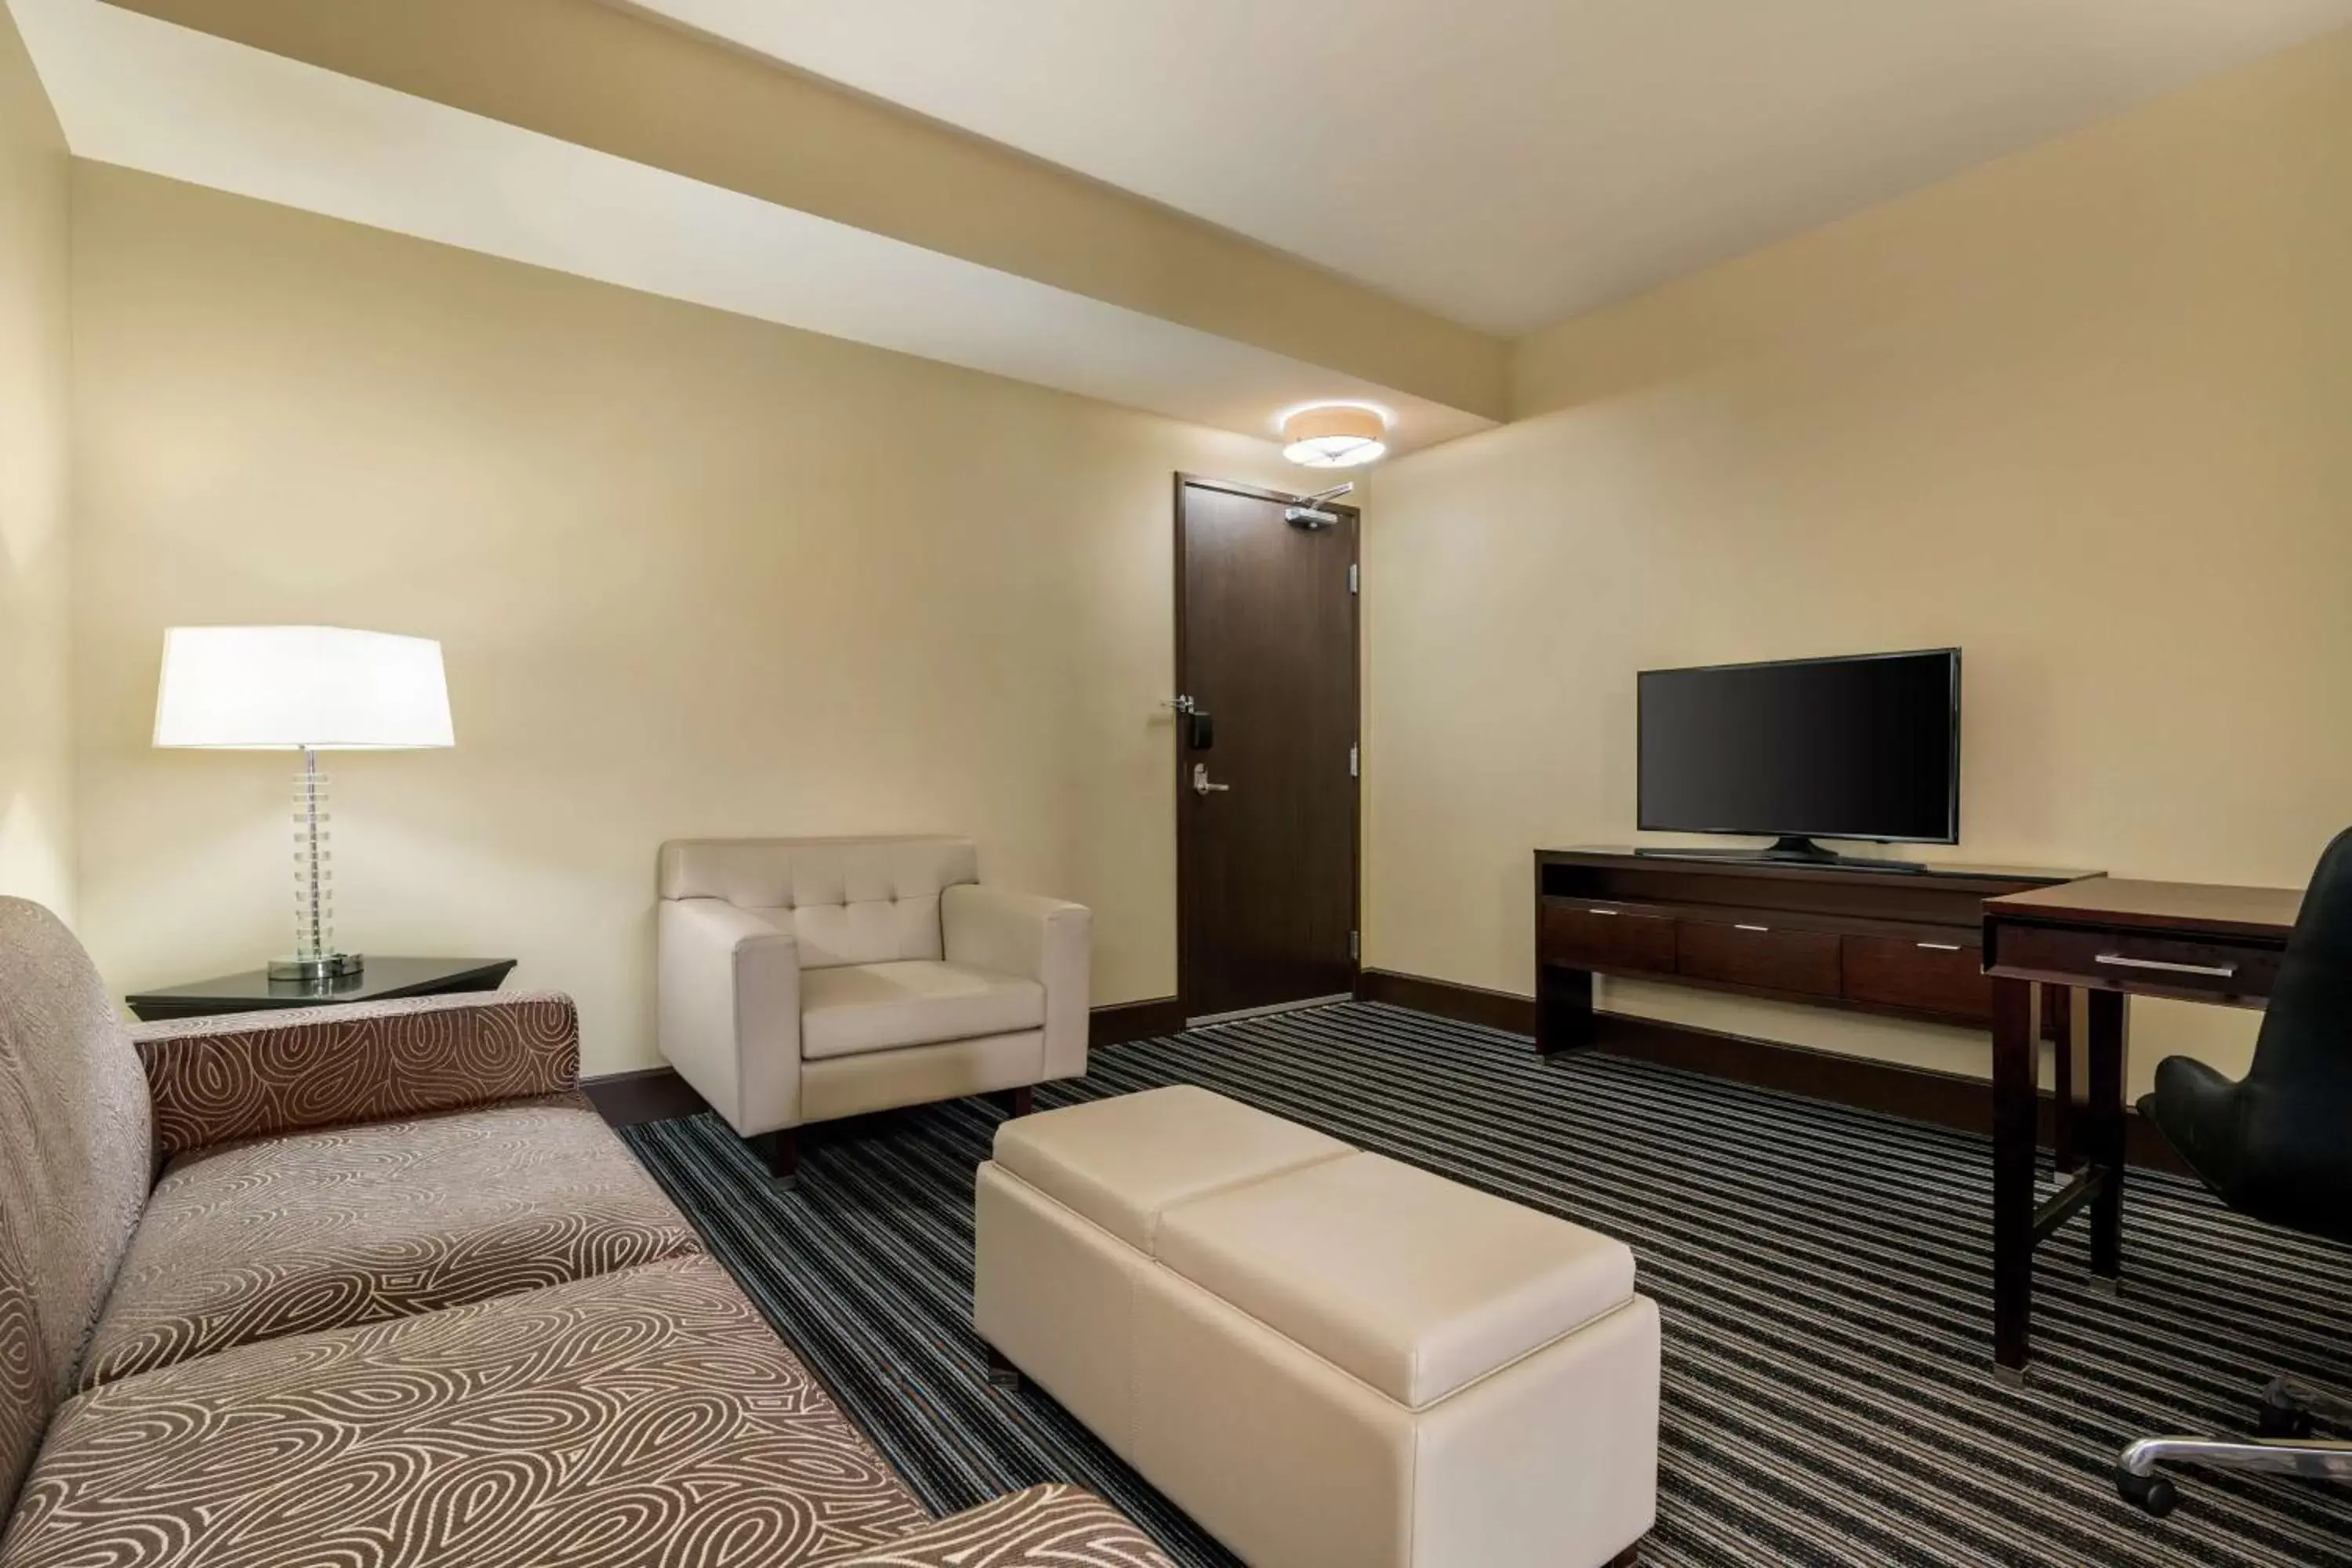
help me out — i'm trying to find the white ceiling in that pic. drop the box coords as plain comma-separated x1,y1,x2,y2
630,0,2352,336
9,0,1491,454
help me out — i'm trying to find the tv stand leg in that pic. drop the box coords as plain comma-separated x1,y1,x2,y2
1537,963,1596,1054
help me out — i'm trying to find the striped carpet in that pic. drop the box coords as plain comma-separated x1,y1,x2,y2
619,1002,2352,1567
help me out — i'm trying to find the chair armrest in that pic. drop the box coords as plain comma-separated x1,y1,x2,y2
942,885,1090,1081
806,1484,1173,1568
657,898,802,1136
132,990,579,1160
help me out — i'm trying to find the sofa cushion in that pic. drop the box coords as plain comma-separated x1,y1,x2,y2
805,1483,1174,1567
1153,1152,1639,1409
992,1085,1353,1251
800,961,1044,1061
0,1256,931,1568
0,899,153,1514
77,1094,702,1388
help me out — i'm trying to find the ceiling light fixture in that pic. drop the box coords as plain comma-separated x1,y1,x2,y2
1281,405,1388,468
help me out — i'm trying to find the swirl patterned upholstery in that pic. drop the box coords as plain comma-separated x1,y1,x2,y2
135,989,582,1159
0,898,1169,1566
803,1483,1174,1567
2,1257,935,1567
78,1093,704,1386
0,902,152,1516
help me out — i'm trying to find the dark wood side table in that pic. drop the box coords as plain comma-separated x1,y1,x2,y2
125,957,519,1022
1981,880,2302,1382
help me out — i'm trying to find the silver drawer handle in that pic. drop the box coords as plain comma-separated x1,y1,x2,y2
1587,907,1621,916
2094,953,2238,978
1916,942,1963,952
1734,923,1770,933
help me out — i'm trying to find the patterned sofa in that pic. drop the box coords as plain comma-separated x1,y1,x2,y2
0,898,1168,1567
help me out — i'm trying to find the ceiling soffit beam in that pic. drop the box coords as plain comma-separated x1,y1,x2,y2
100,0,1510,423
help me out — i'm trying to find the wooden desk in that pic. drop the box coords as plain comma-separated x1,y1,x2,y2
1981,879,2303,1381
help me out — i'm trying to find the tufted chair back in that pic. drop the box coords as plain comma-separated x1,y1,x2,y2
0,899,154,1512
656,837,979,969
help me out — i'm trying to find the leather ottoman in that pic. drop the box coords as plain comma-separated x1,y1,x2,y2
974,1085,1660,1568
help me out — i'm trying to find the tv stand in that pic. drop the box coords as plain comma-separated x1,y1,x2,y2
1634,837,1926,873
1762,833,1875,865
1535,847,2099,1053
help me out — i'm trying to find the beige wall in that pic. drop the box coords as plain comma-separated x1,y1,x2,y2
1365,29,2352,1094
71,163,1294,1075
0,7,73,923
108,0,1508,421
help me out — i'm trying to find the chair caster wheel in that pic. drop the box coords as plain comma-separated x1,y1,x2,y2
2258,1387,2315,1439
2114,1466,2178,1519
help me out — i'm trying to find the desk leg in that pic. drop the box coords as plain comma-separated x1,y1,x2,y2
1536,963,1595,1055
2049,988,2082,1174
2085,989,2129,1287
1991,976,2040,1382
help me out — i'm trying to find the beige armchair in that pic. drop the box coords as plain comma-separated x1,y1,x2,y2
656,836,1091,1181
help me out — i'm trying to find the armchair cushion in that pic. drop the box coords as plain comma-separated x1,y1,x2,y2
76,1094,702,1388
800,962,1045,1062
942,886,1091,1082
134,991,579,1160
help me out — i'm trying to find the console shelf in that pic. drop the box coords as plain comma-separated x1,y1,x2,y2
1534,848,2097,1052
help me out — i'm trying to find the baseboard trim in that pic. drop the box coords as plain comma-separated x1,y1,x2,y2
588,995,1192,1128
1356,969,1537,1033
580,1064,713,1127
1356,967,2191,1178
1090,995,1187,1047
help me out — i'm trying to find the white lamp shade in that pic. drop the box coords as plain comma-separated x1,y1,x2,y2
154,626,456,750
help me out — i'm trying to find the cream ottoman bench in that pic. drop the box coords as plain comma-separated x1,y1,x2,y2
974,1085,1660,1568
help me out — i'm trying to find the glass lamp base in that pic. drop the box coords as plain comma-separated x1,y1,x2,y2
268,953,365,982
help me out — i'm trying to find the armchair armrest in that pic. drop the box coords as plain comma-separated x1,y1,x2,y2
656,898,802,1136
807,1484,1173,1568
942,885,1091,1080
132,990,579,1160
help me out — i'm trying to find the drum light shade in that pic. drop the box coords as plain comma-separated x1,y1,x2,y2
1281,405,1388,468
154,626,455,750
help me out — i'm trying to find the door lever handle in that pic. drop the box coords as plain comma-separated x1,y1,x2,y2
1191,763,1231,797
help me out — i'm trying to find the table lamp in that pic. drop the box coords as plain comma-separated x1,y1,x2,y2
153,626,455,982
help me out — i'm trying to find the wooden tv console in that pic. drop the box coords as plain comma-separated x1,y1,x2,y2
1534,848,2097,1053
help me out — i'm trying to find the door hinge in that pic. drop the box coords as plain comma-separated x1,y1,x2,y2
1348,930,1360,960
1348,743,1359,779
1348,562,1359,595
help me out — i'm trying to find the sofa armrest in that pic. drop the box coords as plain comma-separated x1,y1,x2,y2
133,990,579,1160
657,898,802,1137
941,885,1091,1081
807,1484,1173,1568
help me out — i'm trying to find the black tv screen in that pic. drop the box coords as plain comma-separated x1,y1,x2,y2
1638,650,1960,844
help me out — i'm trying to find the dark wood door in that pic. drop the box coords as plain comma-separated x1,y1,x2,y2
1176,475,1359,1022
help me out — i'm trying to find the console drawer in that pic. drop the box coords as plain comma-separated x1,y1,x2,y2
1990,922,2283,1003
1539,902,1677,975
1842,935,1991,1022
1678,920,1841,998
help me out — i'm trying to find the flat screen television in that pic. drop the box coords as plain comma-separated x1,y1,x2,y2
1637,648,1959,865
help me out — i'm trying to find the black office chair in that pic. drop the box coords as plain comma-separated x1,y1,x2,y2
2116,826,2352,1516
